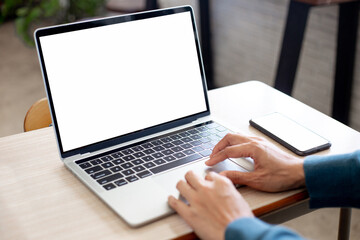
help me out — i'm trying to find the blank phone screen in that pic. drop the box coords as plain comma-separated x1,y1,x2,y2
251,113,330,153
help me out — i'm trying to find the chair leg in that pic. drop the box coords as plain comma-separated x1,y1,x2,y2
199,0,214,89
338,208,352,240
274,1,311,96
145,0,158,10
332,1,359,125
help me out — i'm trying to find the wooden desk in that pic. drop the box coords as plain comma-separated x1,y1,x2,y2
1,81,359,239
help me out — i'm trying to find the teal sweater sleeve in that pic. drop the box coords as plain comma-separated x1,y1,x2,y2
225,150,360,240
304,150,360,208
225,218,304,240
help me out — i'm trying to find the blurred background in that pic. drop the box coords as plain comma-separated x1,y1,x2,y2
1,0,359,239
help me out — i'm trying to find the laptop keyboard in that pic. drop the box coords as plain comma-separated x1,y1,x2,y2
76,121,230,191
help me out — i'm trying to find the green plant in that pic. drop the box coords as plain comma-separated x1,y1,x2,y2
0,0,105,46
0,0,23,23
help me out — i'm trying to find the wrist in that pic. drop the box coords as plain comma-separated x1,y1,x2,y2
290,159,306,188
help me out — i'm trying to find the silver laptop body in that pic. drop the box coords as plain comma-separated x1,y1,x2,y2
35,6,249,227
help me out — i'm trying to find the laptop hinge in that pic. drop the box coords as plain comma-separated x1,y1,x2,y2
80,152,91,157
192,116,211,124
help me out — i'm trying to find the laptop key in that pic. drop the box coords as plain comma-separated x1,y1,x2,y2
153,146,165,151
132,159,144,165
188,129,199,134
101,156,113,162
122,169,135,176
163,143,174,148
154,159,166,165
200,137,211,143
196,126,207,132
133,152,145,158
174,152,186,159
137,170,152,179
79,162,92,169
103,183,116,190
121,149,134,155
190,140,202,146
163,155,176,162
143,149,155,155
110,166,122,173
90,159,102,165
97,173,123,185
162,149,174,155
182,137,192,143
114,179,127,187
208,128,219,134
112,159,125,165
142,156,154,162
161,137,172,143
132,146,144,152
143,162,156,169
192,146,204,152
191,135,202,140
179,131,190,137
150,153,202,174
133,165,146,172
152,152,164,159
111,152,124,159
151,139,163,146
126,175,139,183
85,165,103,174
101,162,114,168
121,162,134,169
217,132,228,138
142,142,154,149
201,142,214,149
183,149,196,155
209,134,220,141
216,126,227,132
199,149,212,157
171,146,183,152
170,134,181,140
199,132,211,137
123,155,135,161
172,140,184,145
91,170,112,179
180,143,193,149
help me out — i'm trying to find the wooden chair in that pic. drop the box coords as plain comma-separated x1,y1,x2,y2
23,97,52,132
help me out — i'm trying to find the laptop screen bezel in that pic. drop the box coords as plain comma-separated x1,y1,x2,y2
35,6,210,159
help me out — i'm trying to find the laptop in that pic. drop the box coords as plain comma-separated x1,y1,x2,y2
34,6,251,227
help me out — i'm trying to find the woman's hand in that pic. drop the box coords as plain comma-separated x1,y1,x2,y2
206,133,305,192
168,171,254,240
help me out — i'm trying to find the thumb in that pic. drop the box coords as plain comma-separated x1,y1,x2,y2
220,171,251,185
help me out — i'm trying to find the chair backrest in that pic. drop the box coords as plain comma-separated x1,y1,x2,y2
24,97,52,132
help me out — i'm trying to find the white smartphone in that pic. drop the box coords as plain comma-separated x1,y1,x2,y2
249,112,331,156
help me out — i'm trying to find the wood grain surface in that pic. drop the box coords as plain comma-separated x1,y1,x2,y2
1,81,359,239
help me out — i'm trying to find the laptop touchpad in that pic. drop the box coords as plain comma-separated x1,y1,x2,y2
152,159,248,196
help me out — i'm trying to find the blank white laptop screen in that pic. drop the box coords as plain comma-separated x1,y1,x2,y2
39,12,207,152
